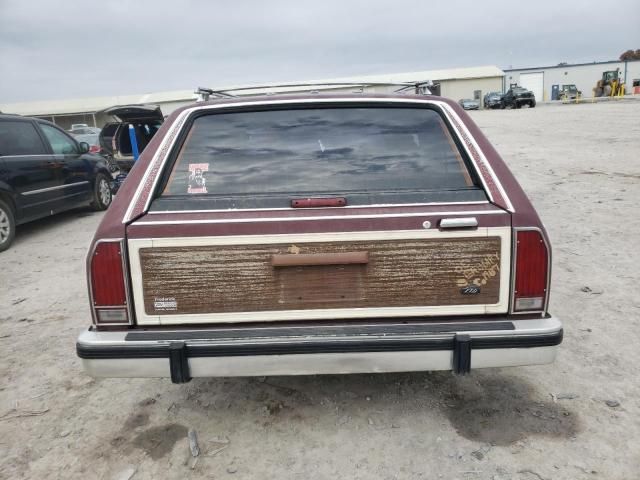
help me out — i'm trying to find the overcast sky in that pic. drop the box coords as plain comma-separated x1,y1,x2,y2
1,0,638,103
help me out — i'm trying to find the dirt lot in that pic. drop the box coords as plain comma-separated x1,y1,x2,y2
1,100,639,480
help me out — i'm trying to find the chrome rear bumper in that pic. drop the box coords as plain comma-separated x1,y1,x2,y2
77,316,562,382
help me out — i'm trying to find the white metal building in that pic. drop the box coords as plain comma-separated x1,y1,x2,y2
0,90,196,131
0,65,504,129
504,59,640,100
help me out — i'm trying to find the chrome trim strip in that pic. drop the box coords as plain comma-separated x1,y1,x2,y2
509,227,552,315
134,210,505,226
132,227,509,246
147,201,491,214
23,181,89,196
123,97,513,223
436,107,496,205
81,347,559,378
0,154,53,158
440,108,515,213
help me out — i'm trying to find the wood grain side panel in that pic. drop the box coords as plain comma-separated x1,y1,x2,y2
139,237,502,316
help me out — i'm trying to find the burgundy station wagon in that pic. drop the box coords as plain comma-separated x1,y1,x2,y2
77,87,562,383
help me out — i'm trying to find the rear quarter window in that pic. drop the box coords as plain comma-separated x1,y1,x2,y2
39,124,79,155
157,106,486,209
0,120,48,156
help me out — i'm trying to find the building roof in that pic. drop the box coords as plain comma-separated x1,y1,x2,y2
0,65,504,117
317,65,504,84
0,89,196,117
504,58,640,72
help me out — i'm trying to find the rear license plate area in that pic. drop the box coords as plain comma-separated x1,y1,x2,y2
276,264,366,304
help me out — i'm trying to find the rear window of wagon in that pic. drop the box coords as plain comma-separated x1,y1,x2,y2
155,107,487,210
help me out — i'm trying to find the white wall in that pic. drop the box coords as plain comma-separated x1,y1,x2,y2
505,60,640,99
439,77,503,103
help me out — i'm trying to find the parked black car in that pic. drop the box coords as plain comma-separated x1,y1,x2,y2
98,105,163,171
0,114,114,251
483,91,503,109
501,87,536,109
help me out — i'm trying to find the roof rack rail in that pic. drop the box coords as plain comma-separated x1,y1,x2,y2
195,81,436,102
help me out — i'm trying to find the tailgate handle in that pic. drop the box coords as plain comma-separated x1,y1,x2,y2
439,217,478,229
272,252,369,267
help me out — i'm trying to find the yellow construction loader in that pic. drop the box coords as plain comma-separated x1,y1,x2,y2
593,70,625,97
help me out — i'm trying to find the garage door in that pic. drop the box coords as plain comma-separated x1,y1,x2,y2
519,72,544,102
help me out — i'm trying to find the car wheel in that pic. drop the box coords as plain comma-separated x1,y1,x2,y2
91,173,113,211
0,199,16,252
530,100,536,108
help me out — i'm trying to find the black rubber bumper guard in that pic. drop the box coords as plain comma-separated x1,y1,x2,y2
453,334,472,376
169,342,191,384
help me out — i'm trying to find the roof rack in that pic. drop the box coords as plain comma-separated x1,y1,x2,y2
194,80,436,102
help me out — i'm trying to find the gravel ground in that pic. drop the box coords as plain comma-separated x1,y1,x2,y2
1,100,639,480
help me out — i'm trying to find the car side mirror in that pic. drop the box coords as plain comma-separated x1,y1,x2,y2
79,142,90,154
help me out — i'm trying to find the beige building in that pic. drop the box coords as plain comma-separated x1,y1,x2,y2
0,65,505,129
298,65,504,100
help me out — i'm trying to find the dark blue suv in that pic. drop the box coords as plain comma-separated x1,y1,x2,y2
0,114,113,251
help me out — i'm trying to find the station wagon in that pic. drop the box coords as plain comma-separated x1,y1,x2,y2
76,86,562,382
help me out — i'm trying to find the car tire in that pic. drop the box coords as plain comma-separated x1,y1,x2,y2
91,173,113,211
530,100,536,108
0,199,16,252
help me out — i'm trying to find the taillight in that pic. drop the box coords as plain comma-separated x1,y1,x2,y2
90,241,130,325
513,229,549,312
89,144,100,153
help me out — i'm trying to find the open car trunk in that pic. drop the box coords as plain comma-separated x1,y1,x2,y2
113,124,156,156
98,123,118,155
101,105,163,123
99,105,164,158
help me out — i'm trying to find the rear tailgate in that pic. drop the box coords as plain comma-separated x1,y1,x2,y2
123,102,514,326
126,205,511,325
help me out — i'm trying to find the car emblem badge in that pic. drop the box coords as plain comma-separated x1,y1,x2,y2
460,285,481,295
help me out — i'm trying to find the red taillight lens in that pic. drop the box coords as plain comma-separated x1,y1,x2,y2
513,230,549,312
90,241,129,324
89,144,100,153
